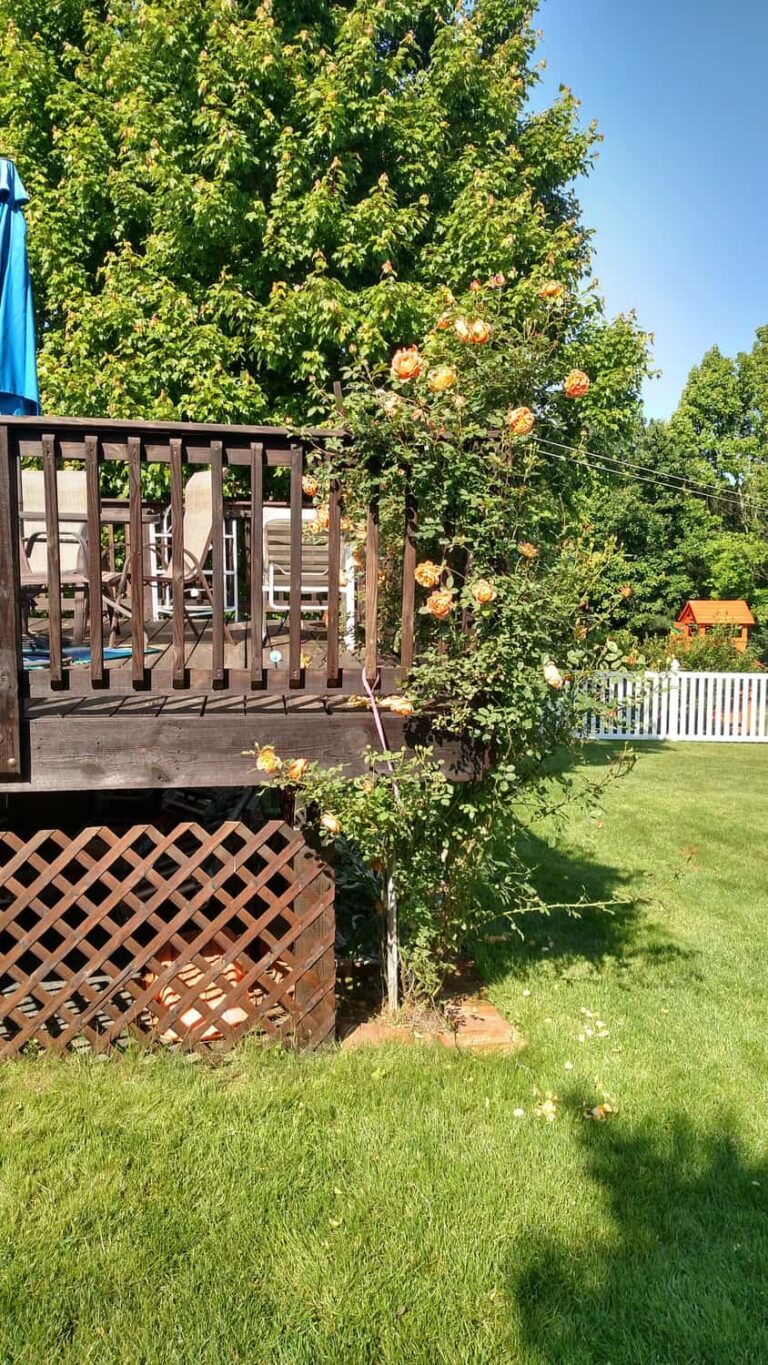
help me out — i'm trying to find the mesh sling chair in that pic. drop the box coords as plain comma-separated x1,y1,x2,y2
115,469,235,648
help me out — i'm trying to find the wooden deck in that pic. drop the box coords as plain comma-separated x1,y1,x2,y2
0,416,472,793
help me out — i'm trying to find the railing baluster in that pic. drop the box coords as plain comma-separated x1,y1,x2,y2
289,444,303,687
326,476,341,688
84,435,104,688
0,424,22,777
364,495,379,687
169,437,185,689
400,489,417,678
127,436,145,688
250,441,265,688
42,434,63,688
210,439,225,689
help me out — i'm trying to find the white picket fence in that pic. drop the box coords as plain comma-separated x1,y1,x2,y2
583,670,768,743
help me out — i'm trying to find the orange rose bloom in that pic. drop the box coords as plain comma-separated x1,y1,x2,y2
488,272,506,288
256,745,281,774
285,758,309,781
506,406,535,437
619,584,633,599
517,541,539,560
453,317,472,343
472,578,497,604
538,280,565,300
391,346,422,381
543,661,564,690
414,560,442,588
320,812,342,836
385,695,415,717
302,474,319,498
426,590,455,620
564,368,590,399
311,506,330,533
427,364,457,393
469,318,491,345
435,311,453,330
469,279,482,292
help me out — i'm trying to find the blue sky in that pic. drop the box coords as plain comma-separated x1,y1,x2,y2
531,0,768,418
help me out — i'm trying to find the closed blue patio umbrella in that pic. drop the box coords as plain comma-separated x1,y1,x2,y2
0,158,39,415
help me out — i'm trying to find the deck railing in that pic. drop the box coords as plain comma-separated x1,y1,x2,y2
0,416,417,778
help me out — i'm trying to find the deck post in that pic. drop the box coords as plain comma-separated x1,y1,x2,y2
0,424,22,779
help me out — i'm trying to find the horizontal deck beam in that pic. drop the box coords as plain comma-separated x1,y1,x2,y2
0,706,481,793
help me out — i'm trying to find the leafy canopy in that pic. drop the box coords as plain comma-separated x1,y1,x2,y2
3,0,636,425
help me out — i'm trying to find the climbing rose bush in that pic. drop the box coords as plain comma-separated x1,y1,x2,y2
286,274,649,996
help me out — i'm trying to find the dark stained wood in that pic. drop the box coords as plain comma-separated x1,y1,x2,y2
42,434,64,687
400,489,418,677
84,435,104,687
0,819,335,1055
288,445,303,687
249,442,265,688
127,436,145,688
26,664,401,697
364,497,379,685
0,710,478,793
0,425,22,778
169,437,186,688
293,844,336,1047
210,438,225,688
326,478,341,688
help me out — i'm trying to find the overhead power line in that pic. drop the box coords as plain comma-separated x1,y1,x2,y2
534,439,768,517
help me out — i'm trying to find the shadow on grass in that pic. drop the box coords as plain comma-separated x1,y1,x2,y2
473,742,699,988
509,1113,768,1363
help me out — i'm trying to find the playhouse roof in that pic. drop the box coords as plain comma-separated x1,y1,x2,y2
676,599,755,627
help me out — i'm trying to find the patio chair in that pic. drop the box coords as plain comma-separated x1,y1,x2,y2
125,469,235,646
20,468,91,642
18,536,124,645
263,513,356,649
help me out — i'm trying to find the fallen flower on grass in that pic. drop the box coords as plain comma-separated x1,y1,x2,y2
564,1061,574,1071
534,1094,558,1122
584,1100,618,1122
513,1108,525,1118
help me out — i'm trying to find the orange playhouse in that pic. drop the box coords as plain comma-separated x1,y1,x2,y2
674,599,755,653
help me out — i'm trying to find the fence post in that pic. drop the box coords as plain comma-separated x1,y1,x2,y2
667,659,681,740
0,424,22,779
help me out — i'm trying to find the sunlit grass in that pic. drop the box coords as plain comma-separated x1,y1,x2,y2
1,744,767,1363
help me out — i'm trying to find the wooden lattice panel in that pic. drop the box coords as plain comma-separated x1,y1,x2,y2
0,819,334,1056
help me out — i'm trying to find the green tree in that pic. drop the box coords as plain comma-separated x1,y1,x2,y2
1,0,644,430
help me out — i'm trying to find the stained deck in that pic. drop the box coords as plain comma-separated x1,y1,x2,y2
0,416,470,793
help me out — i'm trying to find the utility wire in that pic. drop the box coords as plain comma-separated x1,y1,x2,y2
534,436,768,516
535,441,768,516
536,428,768,511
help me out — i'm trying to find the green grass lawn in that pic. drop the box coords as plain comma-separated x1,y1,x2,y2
2,744,768,1364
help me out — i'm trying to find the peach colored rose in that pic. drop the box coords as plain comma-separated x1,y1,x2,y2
320,811,342,836
391,346,422,380
469,279,482,292
385,695,414,717
414,560,442,588
453,317,472,343
471,578,497,604
564,368,590,399
435,311,453,331
469,318,491,344
543,661,564,690
426,590,455,620
311,505,330,533
517,541,539,560
619,584,633,599
285,758,309,781
427,364,457,393
538,280,565,300
506,406,535,437
256,745,281,774
302,474,319,498
488,272,507,288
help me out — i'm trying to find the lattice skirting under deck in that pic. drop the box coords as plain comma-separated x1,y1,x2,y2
0,818,335,1056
